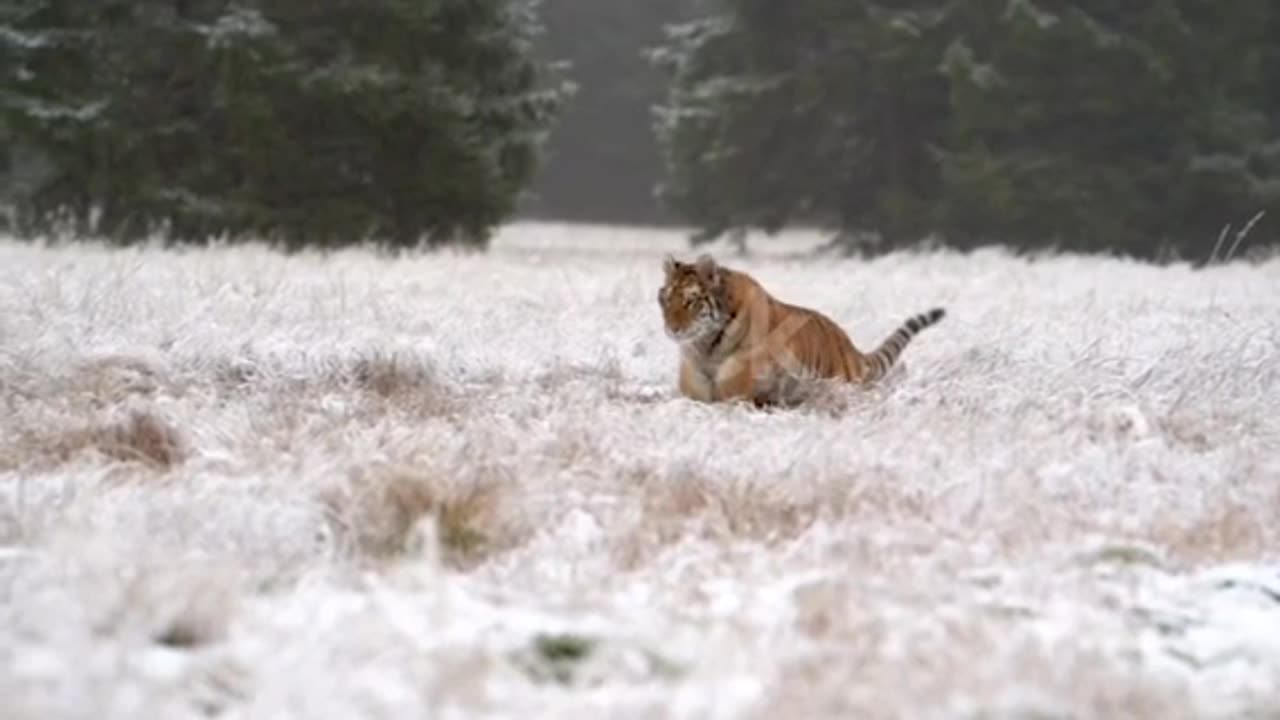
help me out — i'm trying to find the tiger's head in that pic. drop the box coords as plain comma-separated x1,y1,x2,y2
658,253,729,345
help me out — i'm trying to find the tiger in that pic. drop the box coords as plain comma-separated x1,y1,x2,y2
658,253,945,407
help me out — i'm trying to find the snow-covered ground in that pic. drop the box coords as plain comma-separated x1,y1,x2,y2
1,222,1278,719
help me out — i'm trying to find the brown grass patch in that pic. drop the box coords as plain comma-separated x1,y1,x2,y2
91,411,188,468
0,355,167,414
1157,416,1213,452
350,352,439,397
2,409,188,471
322,462,520,570
609,463,963,571
1151,500,1273,565
208,351,462,416
756,639,1191,720
75,355,163,401
762,578,1193,720
347,353,464,419
613,465,849,569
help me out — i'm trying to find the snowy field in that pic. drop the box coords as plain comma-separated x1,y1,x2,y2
1,222,1279,719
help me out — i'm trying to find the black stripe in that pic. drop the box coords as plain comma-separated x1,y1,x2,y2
864,307,947,381
706,306,734,355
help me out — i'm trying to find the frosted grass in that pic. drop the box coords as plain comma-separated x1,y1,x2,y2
0,223,1278,719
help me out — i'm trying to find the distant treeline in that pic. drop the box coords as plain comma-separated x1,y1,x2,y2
647,0,1280,259
0,1,569,248
3,1,1279,259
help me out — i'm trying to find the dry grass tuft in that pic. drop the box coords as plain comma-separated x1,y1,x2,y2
2,227,1278,717
345,352,465,419
349,352,440,399
209,357,264,390
91,410,189,469
758,637,1193,720
3,408,188,471
322,462,516,569
74,355,164,403
535,357,625,394
615,465,839,567
701,480,826,541
648,467,874,543
207,351,462,417
1152,499,1274,564
0,356,166,417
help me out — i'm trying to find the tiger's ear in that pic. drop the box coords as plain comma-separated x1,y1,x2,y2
662,253,678,277
694,253,720,285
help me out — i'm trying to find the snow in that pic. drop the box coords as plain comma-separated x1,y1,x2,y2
197,7,277,49
0,222,1278,718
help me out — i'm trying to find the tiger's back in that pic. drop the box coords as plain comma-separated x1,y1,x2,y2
762,297,865,381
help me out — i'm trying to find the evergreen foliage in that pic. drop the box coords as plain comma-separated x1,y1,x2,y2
0,0,569,248
652,2,951,247
652,0,1280,258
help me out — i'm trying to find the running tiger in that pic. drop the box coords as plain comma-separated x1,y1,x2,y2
658,253,945,406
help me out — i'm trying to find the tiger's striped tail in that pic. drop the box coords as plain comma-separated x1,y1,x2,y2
862,307,946,382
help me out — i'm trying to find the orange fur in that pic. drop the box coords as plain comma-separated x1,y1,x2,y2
658,253,945,406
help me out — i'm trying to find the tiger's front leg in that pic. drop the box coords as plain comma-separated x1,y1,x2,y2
713,353,762,405
678,357,715,402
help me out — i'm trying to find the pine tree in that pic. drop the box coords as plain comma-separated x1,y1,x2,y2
936,0,1279,256
650,0,952,249
649,0,1279,258
650,12,796,245
0,0,570,248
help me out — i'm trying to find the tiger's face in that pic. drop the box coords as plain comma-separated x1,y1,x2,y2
658,253,728,345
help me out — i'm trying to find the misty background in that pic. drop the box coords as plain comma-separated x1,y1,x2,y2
2,0,1278,261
